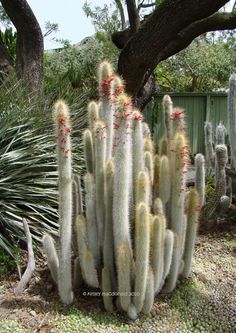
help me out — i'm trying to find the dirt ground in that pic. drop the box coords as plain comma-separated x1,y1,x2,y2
0,223,236,333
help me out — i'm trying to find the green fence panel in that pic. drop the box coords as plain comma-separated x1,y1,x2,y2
143,93,228,156
207,95,228,128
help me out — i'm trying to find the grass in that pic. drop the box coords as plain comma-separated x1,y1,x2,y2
0,320,25,333
54,278,234,333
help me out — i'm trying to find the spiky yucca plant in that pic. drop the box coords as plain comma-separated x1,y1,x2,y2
0,86,87,259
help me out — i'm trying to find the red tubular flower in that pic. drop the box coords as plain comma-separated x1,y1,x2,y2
58,116,66,125
113,122,120,129
99,75,114,97
170,110,184,120
65,127,71,133
120,112,132,120
134,114,143,121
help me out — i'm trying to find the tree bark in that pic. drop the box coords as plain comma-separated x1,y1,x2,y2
114,0,236,109
0,0,44,93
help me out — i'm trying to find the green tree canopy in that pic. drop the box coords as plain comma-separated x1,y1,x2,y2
156,34,236,92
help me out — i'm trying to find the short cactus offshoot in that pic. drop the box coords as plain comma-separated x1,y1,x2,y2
43,63,201,319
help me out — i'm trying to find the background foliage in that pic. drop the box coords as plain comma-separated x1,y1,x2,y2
156,35,236,92
44,34,118,98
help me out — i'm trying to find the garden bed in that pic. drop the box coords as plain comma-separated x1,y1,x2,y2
0,228,235,333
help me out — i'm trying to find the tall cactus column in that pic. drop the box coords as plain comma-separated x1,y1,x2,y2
204,122,215,168
113,94,133,251
164,132,189,292
182,188,200,278
195,154,205,207
54,100,73,304
228,73,236,169
98,62,114,161
94,121,106,249
170,132,188,240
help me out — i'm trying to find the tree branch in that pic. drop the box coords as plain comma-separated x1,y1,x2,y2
114,0,126,30
14,218,35,294
138,2,156,11
126,0,140,32
118,0,231,98
158,11,236,62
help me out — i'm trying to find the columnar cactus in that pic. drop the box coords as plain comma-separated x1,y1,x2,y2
201,116,232,220
43,63,201,319
43,100,73,305
112,94,133,251
200,144,230,221
195,153,205,207
94,121,106,249
204,121,215,168
228,73,236,169
151,213,165,293
134,203,150,313
84,173,99,265
103,160,116,286
182,188,200,278
98,62,114,161
216,121,226,145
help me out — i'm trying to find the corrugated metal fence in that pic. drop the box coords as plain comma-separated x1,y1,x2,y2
143,93,228,155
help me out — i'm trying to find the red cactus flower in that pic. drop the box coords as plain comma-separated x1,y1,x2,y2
99,75,114,97
170,110,184,120
58,116,66,125
134,114,143,121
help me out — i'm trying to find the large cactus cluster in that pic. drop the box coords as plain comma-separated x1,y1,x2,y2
43,62,201,319
197,120,230,221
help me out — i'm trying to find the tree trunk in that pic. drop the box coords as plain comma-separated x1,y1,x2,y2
1,0,44,93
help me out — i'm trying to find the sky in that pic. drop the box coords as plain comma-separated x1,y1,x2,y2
27,0,108,50
27,0,235,50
